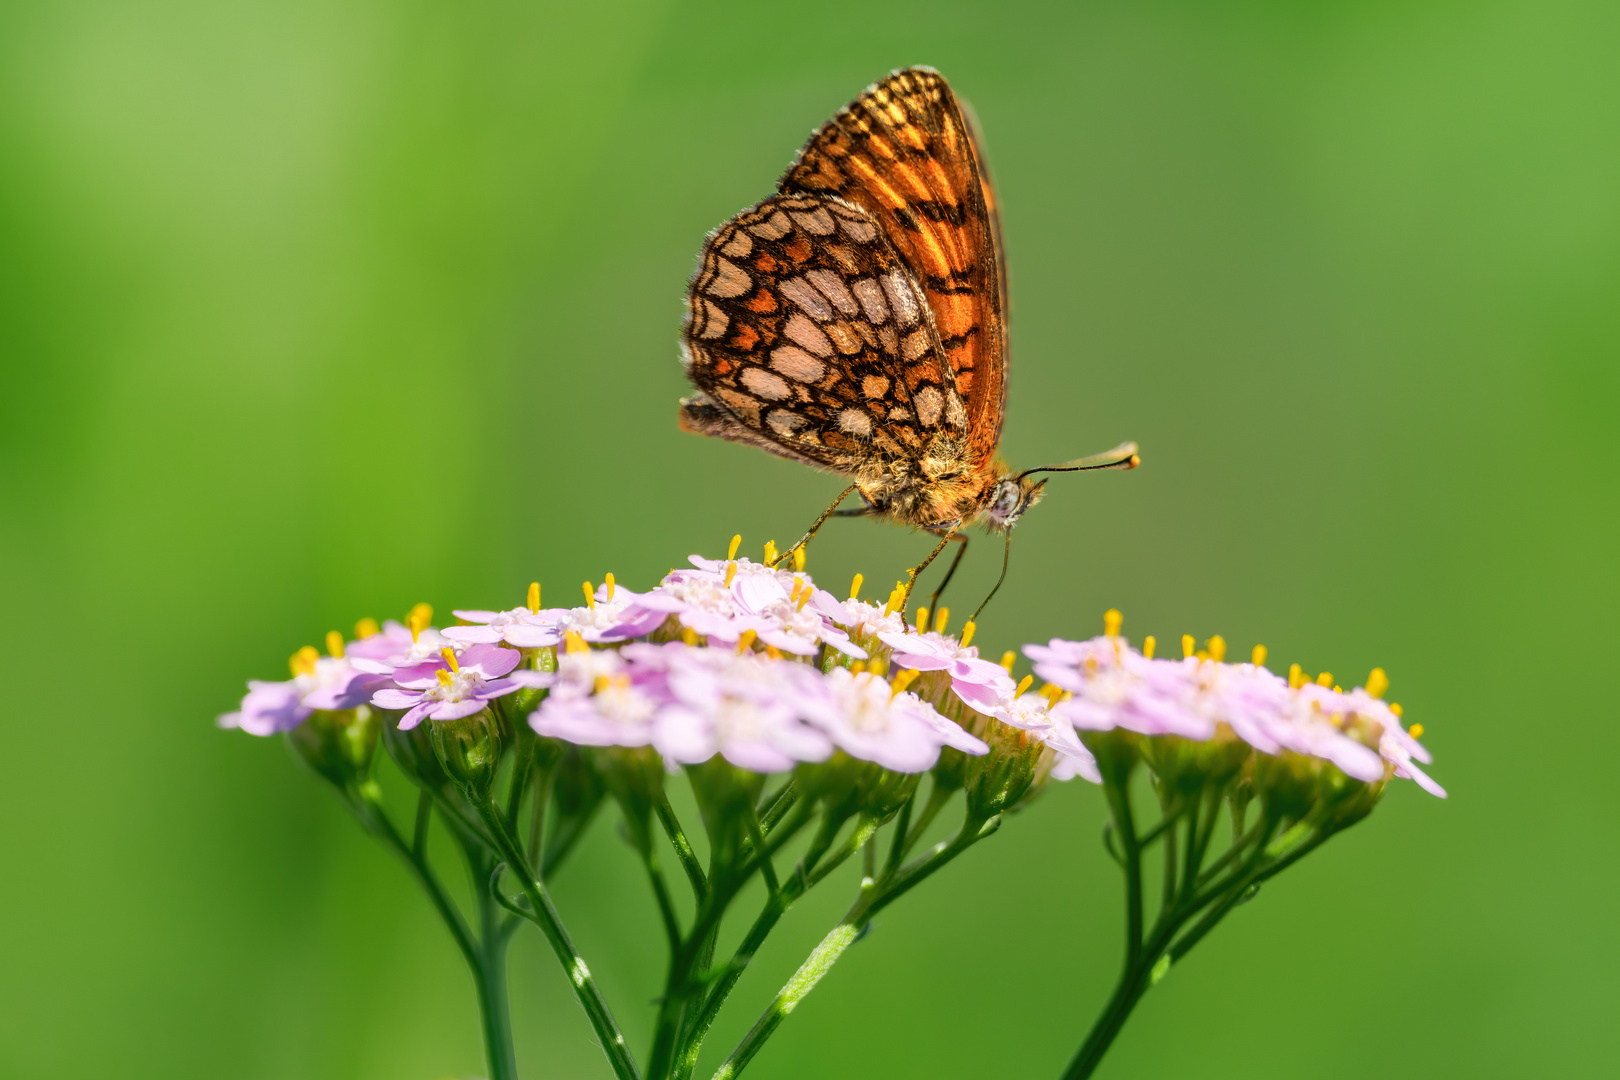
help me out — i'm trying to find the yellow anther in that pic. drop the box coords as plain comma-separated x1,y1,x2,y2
1251,644,1267,668
593,674,611,694
564,630,589,654
354,617,380,640
605,572,616,601
1195,650,1209,661
1208,635,1226,663
1408,722,1424,739
736,629,757,654
1143,635,1157,659
851,660,866,674
1041,682,1065,706
1015,674,1034,697
440,647,459,673
289,645,319,677
849,573,864,600
581,581,596,609
407,602,433,642
1333,685,1343,693
1390,703,1404,717
1181,634,1195,659
960,620,976,648
915,606,930,633
325,630,344,658
437,669,453,688
796,588,813,611
724,561,738,588
867,656,888,677
1366,667,1389,699
728,534,742,560
934,607,950,635
793,547,806,572
681,626,699,646
999,650,1016,672
763,540,778,566
790,577,803,602
889,669,920,699
1316,671,1333,687
765,644,784,660
527,582,541,613
1288,663,1305,688
1104,608,1123,637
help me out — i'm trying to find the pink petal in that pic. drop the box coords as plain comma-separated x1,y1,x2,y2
397,703,432,730
429,698,488,722
371,688,421,711
442,625,505,645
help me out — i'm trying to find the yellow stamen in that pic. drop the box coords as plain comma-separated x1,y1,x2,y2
849,573,863,600
915,606,930,633
1104,608,1123,637
1015,674,1034,697
1391,702,1404,717
736,629,757,654
1181,634,1195,659
727,534,742,561
1333,685,1342,693
959,620,976,648
763,540,778,566
851,660,866,674
999,650,1016,673
437,669,453,687
564,630,589,654
1195,649,1209,661
790,577,803,602
1316,671,1333,687
581,581,596,609
1366,667,1389,699
796,588,813,611
724,561,738,588
593,674,611,694
1143,635,1157,659
1208,635,1226,662
289,645,319,677
354,617,380,640
765,644,784,660
325,630,344,658
934,607,950,635
605,573,616,601
440,647,459,673
867,656,888,677
1408,722,1424,739
681,626,699,646
889,668,920,698
793,547,806,572
1251,644,1267,668
1041,682,1065,706
407,602,433,643
527,582,541,613
1287,663,1304,688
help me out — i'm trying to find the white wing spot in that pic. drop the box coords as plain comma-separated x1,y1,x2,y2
770,344,826,383
748,211,792,240
698,299,729,339
720,230,753,258
902,329,932,361
861,374,891,398
881,269,920,327
944,391,967,429
837,407,873,437
851,278,890,324
767,409,807,436
805,269,859,316
838,215,877,243
742,367,791,400
706,257,751,299
789,208,835,235
782,314,834,358
914,386,944,427
778,277,832,321
823,321,861,355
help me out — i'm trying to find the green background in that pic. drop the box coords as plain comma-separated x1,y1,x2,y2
3,0,1615,1076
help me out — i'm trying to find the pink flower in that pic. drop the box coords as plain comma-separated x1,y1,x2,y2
990,692,1101,784
800,667,988,773
880,629,1016,713
654,646,834,771
636,557,865,658
219,653,389,736
1029,637,1212,739
443,606,566,649
371,643,549,730
528,646,667,747
347,620,455,674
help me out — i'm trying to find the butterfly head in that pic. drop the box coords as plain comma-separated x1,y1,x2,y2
984,474,1048,532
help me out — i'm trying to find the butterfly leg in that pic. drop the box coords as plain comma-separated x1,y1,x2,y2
774,482,861,567
924,532,971,617
968,531,1014,625
898,526,960,618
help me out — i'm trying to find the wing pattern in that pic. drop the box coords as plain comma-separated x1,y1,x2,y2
780,66,1008,466
680,191,968,469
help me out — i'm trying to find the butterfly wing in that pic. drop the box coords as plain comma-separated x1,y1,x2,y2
681,192,969,471
780,66,1008,469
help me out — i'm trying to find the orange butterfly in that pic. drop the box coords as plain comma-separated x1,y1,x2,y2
679,67,1137,618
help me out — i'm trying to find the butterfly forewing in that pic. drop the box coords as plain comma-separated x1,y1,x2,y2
780,66,1008,469
681,192,968,470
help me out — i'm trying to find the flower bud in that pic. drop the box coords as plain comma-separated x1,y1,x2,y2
963,721,1043,818
429,708,503,800
287,707,379,795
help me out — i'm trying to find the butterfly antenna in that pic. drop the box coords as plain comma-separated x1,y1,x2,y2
1014,441,1140,482
969,531,1013,625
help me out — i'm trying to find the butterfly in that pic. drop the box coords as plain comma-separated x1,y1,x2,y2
678,66,1138,619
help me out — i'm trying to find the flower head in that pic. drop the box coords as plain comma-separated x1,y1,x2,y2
800,666,988,773
655,645,834,772
219,645,388,736
371,643,549,730
880,629,1016,713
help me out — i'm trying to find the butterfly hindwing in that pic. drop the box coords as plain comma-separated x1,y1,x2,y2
681,192,968,470
780,66,1008,469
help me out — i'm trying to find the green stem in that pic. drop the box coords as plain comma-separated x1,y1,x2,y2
472,796,641,1080
657,791,709,900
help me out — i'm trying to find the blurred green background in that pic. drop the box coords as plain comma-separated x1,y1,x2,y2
3,0,1616,1076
